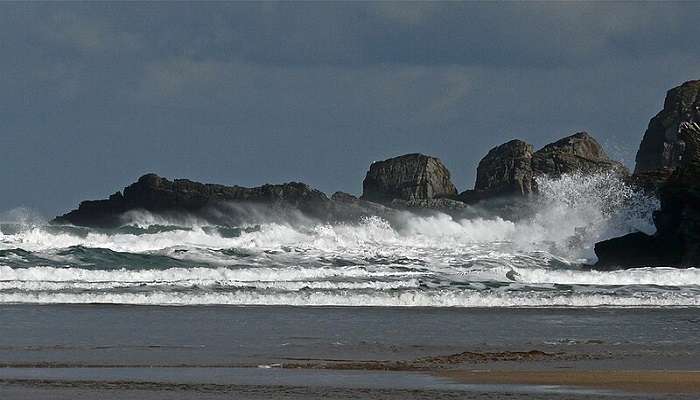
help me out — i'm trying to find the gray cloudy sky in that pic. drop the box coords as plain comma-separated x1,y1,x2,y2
1,2,699,215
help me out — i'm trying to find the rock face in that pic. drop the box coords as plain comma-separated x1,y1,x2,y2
595,122,700,269
631,169,676,194
654,122,700,264
361,154,457,204
53,174,334,227
390,197,467,211
532,132,629,177
634,80,700,174
594,232,681,270
531,132,629,178
330,191,392,218
331,191,360,203
459,132,628,203
474,140,535,196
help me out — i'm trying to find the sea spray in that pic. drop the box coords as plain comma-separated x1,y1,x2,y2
517,172,658,261
0,173,693,307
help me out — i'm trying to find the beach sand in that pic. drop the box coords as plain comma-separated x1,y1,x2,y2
438,369,700,394
0,305,698,399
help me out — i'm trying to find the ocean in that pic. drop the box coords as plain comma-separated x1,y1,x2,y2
0,173,699,399
0,173,696,308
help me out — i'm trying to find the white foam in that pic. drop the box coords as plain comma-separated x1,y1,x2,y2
0,265,423,283
0,278,422,292
512,267,700,286
518,172,659,260
0,173,658,266
0,289,696,307
4,264,697,288
0,172,688,308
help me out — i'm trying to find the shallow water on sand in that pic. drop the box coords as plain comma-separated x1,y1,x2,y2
0,305,698,366
0,305,698,399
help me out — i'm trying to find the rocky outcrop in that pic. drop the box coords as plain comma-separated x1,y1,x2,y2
52,174,403,228
390,197,467,211
595,81,700,268
331,191,360,203
634,80,700,174
653,122,700,264
631,80,700,192
593,232,681,270
52,174,337,227
531,132,629,178
458,132,628,203
631,169,676,194
330,191,392,218
361,154,457,204
474,140,535,197
595,122,700,269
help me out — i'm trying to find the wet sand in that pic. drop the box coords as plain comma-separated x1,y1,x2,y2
439,370,700,394
0,305,698,399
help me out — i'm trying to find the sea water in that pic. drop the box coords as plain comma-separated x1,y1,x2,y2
0,172,697,308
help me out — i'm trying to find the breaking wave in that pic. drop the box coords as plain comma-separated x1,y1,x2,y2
1,172,695,308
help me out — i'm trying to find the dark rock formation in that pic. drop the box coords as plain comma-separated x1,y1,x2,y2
53,174,404,228
530,132,629,178
595,122,700,269
474,140,535,197
458,132,628,203
330,191,392,218
631,80,700,192
630,169,676,194
53,174,335,228
390,198,467,211
361,154,457,204
331,191,360,203
653,122,700,264
634,80,700,174
593,232,681,270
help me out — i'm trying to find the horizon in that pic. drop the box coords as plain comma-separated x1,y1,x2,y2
2,2,699,215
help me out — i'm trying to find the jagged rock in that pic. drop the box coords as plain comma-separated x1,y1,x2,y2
634,80,700,174
595,122,700,269
459,132,627,204
456,189,490,204
331,191,359,203
361,153,458,204
531,132,629,178
390,197,467,211
53,174,334,227
631,169,675,194
330,191,392,218
473,140,535,196
654,122,700,264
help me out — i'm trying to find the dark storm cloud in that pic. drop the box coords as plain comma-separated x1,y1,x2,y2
15,2,698,67
1,2,699,214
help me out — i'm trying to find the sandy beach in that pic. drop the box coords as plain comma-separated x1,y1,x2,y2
0,305,697,399
439,370,700,394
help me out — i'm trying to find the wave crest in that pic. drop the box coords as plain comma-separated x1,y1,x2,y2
0,173,688,307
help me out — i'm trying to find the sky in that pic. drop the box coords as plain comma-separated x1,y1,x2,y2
1,2,699,216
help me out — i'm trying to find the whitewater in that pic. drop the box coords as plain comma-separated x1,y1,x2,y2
0,173,698,307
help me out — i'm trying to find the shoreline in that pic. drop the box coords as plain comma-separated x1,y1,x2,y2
1,302,699,309
2,360,699,396
1,305,697,398
1,367,699,397
438,369,700,394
